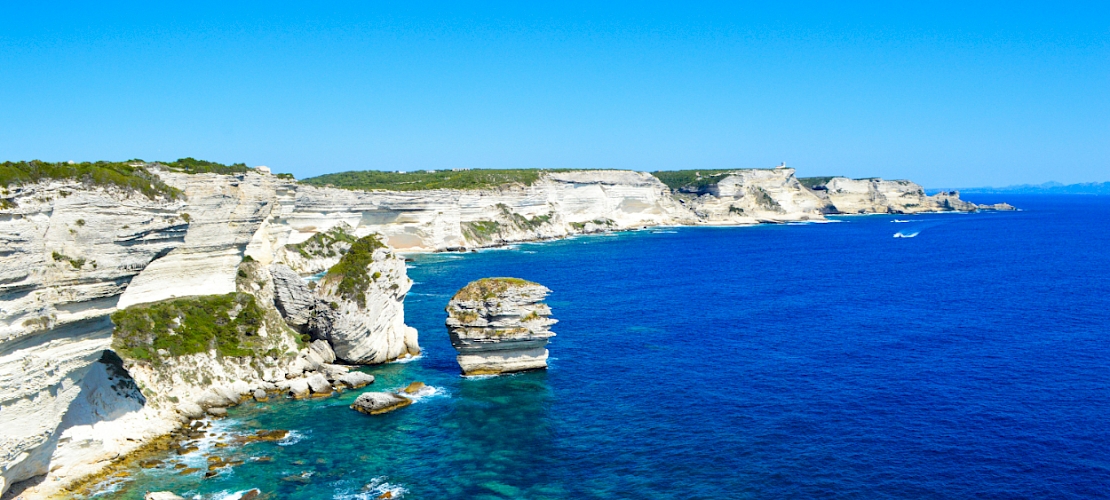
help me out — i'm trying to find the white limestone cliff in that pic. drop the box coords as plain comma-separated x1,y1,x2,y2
0,180,185,497
314,244,420,364
814,177,988,214
677,168,829,224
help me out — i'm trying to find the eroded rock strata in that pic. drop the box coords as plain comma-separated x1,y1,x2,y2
0,162,1012,498
446,278,557,376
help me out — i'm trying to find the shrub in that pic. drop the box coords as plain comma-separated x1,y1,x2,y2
451,277,536,302
461,220,501,242
301,169,568,192
798,176,835,189
0,160,181,199
323,234,386,309
111,293,264,361
650,169,738,191
288,225,358,259
160,157,251,175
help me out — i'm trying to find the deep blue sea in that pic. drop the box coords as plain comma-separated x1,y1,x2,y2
107,195,1110,499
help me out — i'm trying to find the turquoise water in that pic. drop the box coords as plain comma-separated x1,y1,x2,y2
106,195,1110,499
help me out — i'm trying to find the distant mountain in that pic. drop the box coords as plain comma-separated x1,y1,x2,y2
938,181,1110,195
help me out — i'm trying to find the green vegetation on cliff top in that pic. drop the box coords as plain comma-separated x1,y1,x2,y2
288,224,358,259
0,160,181,199
324,234,387,309
301,169,568,191
650,169,743,191
160,157,252,175
452,277,539,302
797,177,835,189
111,293,264,362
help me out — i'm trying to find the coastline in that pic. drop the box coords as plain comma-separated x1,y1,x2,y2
0,166,1015,499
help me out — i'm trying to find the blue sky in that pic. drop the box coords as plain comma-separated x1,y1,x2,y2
1,2,1106,187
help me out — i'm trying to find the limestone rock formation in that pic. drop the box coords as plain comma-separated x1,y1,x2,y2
314,235,420,364
677,168,828,224
269,263,318,330
446,278,557,375
350,392,412,415
336,371,375,389
805,178,1015,214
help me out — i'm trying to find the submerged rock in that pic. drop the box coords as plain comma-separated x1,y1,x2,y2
350,392,412,415
445,278,557,375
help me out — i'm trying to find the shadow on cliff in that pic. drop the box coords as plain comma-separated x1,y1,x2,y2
1,349,146,499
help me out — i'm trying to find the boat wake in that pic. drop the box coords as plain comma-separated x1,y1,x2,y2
892,219,910,223
893,231,920,238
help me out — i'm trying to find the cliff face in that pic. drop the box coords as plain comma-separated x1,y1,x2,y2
0,170,419,498
277,170,696,252
678,168,830,224
314,245,419,364
815,177,981,214
0,181,185,497
446,278,556,376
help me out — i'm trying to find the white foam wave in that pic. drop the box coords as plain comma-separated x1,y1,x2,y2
403,385,448,401
334,477,408,499
278,429,307,446
893,231,920,238
211,489,262,500
390,353,424,364
461,371,525,380
88,477,129,497
892,219,910,223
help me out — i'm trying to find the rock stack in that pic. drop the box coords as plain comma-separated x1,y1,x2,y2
445,278,557,376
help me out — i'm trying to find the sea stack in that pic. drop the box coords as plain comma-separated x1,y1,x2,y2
446,278,557,376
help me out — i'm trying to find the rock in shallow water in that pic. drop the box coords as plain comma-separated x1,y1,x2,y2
337,371,375,389
445,278,557,376
350,392,412,415
145,492,185,500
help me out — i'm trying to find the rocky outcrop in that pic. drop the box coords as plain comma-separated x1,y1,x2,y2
350,392,412,415
0,179,185,497
275,170,697,252
0,168,416,498
269,263,318,329
677,168,829,224
313,236,420,364
806,177,1013,214
446,278,557,376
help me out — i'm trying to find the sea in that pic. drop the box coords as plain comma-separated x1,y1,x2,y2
101,195,1110,499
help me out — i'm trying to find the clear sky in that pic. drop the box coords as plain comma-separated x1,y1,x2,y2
1,2,1107,187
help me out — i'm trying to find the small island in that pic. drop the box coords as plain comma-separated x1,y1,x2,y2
445,278,557,376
